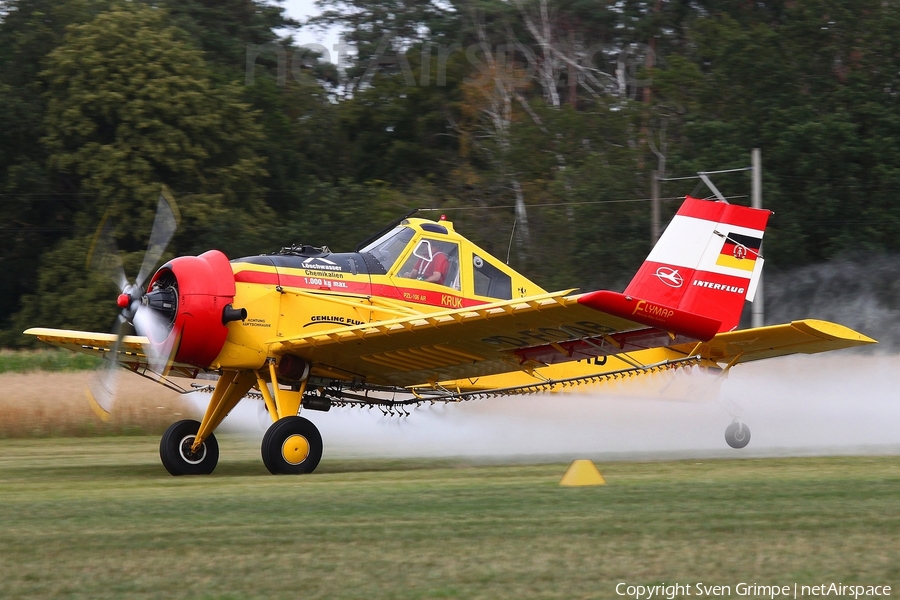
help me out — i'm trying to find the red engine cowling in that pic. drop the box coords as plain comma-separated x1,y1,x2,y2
146,250,236,369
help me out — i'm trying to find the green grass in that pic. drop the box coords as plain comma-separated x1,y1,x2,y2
0,349,101,373
0,437,898,599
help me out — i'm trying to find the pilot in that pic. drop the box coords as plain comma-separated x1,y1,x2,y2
405,251,450,284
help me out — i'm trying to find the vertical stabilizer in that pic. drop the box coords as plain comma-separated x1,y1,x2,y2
623,196,771,332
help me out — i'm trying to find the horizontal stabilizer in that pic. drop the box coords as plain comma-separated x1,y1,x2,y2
673,319,877,365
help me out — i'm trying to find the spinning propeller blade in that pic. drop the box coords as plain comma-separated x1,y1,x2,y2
86,213,128,293
136,189,180,289
132,300,180,377
85,188,181,418
86,315,126,421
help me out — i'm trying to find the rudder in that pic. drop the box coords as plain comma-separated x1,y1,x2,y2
623,196,771,332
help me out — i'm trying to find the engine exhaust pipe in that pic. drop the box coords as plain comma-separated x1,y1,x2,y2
221,304,247,325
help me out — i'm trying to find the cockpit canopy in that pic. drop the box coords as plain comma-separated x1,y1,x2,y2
358,220,536,300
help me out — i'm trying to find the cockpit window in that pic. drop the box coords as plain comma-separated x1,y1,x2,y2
473,254,512,300
360,226,415,272
398,239,461,290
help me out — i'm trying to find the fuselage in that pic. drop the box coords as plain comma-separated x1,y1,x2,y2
210,217,711,391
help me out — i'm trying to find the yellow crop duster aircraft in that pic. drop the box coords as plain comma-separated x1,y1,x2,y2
26,193,875,475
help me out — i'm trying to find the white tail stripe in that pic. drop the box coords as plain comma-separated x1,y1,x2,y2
648,215,764,279
745,257,765,303
645,215,716,267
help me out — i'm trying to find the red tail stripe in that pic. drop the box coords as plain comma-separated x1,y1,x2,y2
679,196,771,230
578,290,720,341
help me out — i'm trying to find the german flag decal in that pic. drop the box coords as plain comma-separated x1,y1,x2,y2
716,232,761,271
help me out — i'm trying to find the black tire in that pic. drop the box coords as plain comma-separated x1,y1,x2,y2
159,419,219,475
261,416,323,475
724,421,751,449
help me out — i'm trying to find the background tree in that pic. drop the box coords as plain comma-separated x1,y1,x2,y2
0,0,108,339
3,0,900,344
11,2,270,339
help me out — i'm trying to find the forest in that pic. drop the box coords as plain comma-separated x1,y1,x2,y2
1,0,898,345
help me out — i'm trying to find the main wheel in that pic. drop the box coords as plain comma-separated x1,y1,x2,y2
159,419,219,475
724,421,751,449
261,416,323,475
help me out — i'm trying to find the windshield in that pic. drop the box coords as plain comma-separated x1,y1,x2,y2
360,226,415,272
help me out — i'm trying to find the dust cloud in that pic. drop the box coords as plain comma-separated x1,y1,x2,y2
190,352,900,461
186,257,900,461
755,255,900,351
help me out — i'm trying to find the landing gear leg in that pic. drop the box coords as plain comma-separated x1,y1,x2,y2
261,416,323,474
724,420,751,449
159,370,255,476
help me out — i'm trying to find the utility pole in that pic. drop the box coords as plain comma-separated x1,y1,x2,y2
751,148,764,328
651,170,660,243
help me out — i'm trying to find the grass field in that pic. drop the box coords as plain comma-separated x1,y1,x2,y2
0,348,100,373
0,437,897,600
0,371,190,438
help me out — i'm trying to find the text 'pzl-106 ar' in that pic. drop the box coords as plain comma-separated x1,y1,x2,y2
27,192,875,475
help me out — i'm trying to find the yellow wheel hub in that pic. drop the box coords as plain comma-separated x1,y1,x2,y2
282,434,310,465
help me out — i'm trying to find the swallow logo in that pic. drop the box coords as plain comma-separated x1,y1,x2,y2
302,256,342,271
302,257,337,266
654,266,684,288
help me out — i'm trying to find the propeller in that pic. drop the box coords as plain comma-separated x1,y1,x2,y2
85,189,181,421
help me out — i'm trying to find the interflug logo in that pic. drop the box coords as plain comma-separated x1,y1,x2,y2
654,266,684,288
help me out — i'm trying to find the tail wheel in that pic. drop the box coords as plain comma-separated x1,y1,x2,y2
725,421,751,449
159,419,219,475
261,416,323,475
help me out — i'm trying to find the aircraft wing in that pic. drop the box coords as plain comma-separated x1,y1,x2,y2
673,319,876,366
23,327,201,377
270,290,724,387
